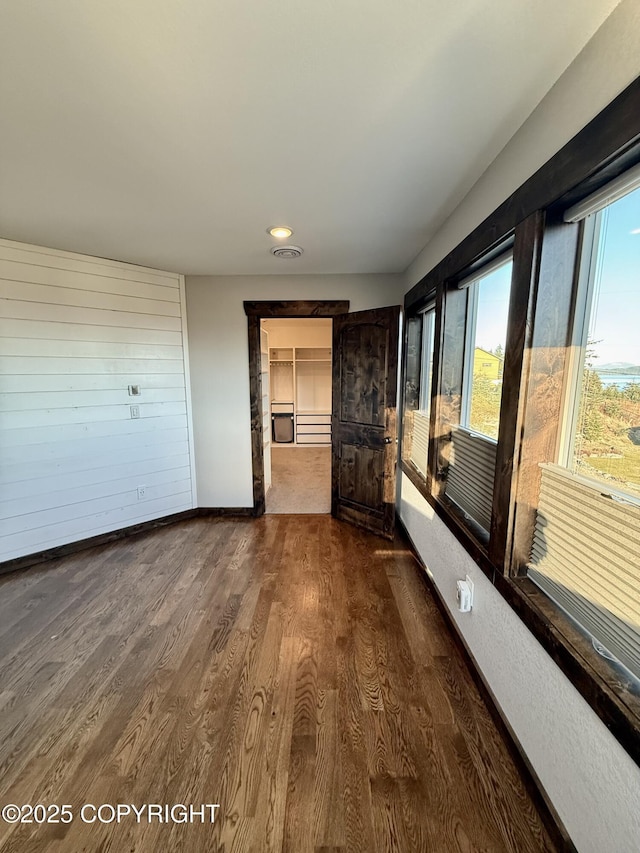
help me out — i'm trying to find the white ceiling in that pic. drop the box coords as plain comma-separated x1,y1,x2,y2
0,1,620,276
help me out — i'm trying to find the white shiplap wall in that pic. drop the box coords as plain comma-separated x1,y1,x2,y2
0,239,196,562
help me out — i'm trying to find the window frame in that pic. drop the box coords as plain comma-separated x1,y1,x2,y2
557,212,602,469
400,73,640,766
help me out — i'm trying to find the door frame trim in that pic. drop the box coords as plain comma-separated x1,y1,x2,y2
243,300,350,515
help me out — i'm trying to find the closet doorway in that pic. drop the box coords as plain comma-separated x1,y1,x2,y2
244,299,401,538
261,317,332,514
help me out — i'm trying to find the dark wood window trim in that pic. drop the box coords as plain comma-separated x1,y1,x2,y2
401,75,640,765
489,213,543,572
506,211,580,578
243,300,349,516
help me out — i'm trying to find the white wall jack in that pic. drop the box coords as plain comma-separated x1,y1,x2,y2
137,486,146,500
456,575,474,613
130,405,140,418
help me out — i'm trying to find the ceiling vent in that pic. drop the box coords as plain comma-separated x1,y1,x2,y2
270,245,303,259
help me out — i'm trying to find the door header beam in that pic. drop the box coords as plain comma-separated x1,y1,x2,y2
243,300,349,317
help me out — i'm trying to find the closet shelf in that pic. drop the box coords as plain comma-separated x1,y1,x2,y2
268,344,332,445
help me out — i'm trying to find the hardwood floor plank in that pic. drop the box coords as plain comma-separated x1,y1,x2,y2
369,773,413,853
227,601,285,823
313,688,344,848
282,734,316,853
292,636,318,739
336,634,378,853
255,635,299,853
0,516,560,853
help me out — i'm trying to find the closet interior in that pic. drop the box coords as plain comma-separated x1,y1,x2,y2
260,318,332,513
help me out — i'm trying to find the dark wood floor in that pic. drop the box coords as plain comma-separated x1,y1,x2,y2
0,516,556,852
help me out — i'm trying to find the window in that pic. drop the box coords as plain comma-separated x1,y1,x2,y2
528,176,640,682
411,306,436,476
460,255,512,441
438,254,512,534
403,304,435,479
564,184,640,498
419,306,436,419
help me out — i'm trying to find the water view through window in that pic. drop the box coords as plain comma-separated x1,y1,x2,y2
573,185,640,497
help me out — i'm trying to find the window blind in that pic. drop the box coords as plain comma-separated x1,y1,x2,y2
528,464,640,680
444,425,497,532
457,251,513,290
564,161,640,222
409,409,430,477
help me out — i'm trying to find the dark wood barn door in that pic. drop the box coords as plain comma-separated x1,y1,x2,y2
331,306,401,538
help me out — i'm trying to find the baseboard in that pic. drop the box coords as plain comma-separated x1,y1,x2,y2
197,507,254,518
0,507,254,575
395,514,577,853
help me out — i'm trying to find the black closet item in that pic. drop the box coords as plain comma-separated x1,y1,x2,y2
272,413,294,443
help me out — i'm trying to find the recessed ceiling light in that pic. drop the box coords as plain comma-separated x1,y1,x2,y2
267,226,293,239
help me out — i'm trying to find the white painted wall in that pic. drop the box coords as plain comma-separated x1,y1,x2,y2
0,239,195,561
185,274,402,506
407,0,640,285
400,4,640,851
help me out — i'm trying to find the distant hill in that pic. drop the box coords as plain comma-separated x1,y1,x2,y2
597,363,640,375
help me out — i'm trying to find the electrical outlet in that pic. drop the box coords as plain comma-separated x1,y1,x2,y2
465,574,474,609
456,575,474,612
130,405,140,419
137,486,146,500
